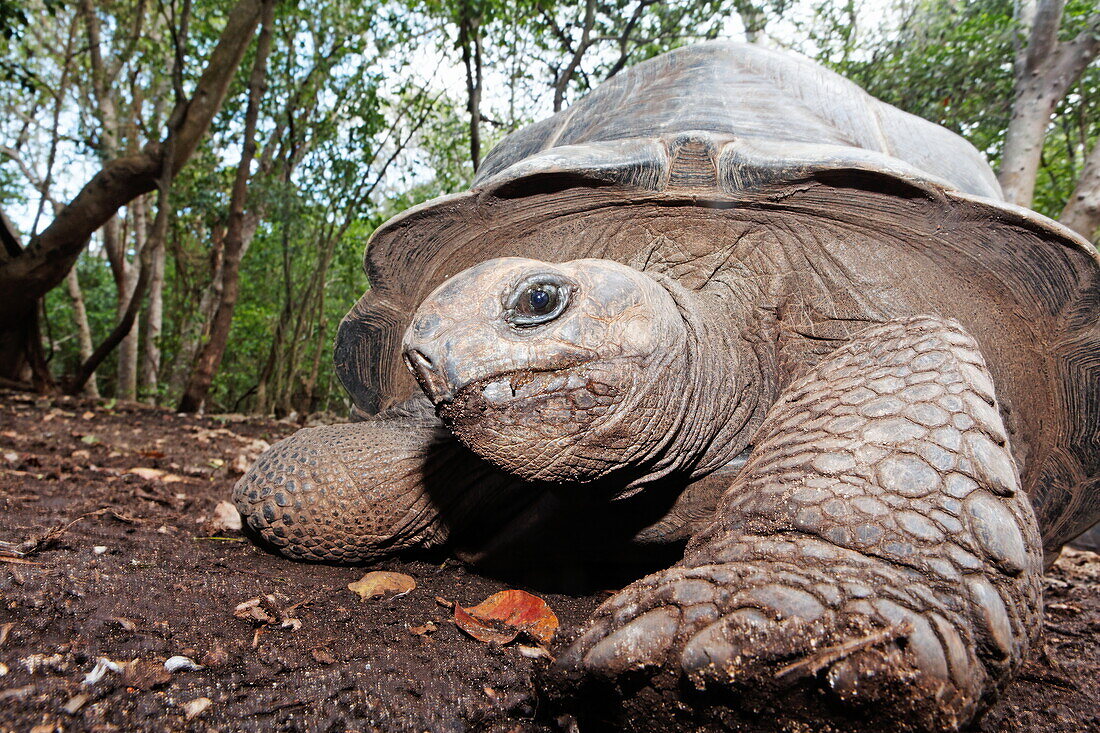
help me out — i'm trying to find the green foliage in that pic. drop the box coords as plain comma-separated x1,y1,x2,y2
818,0,1098,222
9,0,1099,414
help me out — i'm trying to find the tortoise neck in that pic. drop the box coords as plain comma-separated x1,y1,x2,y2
652,274,776,481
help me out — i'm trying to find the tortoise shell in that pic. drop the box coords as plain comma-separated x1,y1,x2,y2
334,41,1100,554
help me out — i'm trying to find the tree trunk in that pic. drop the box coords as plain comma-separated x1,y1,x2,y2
178,0,275,413
116,260,141,400
1060,139,1100,242
552,0,596,113
459,8,483,170
999,0,1100,206
65,268,100,398
0,0,264,383
139,195,165,400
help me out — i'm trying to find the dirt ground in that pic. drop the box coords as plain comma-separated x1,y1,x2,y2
0,391,1097,732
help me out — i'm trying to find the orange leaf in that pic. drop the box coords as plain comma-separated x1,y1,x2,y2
347,571,416,601
454,590,558,646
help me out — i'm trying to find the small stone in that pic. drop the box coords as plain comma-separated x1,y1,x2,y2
92,546,107,555
164,655,202,673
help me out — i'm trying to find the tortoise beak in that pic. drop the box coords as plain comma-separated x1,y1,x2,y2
403,347,455,404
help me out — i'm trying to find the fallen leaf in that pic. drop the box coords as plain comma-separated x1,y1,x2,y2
108,617,136,632
80,435,100,445
454,590,558,646
127,467,184,483
81,411,95,420
122,659,172,689
182,697,212,720
311,647,336,664
62,693,90,714
517,644,553,661
409,621,438,636
348,571,416,601
208,501,243,532
233,597,277,625
233,594,302,632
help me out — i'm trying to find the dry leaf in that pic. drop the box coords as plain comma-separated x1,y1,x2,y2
453,604,518,644
453,590,558,646
127,467,184,483
348,571,416,601
311,647,336,664
409,621,438,636
517,644,553,661
234,594,301,632
233,596,277,625
182,697,212,720
208,501,243,532
108,617,137,632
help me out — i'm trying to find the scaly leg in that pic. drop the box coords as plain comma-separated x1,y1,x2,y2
233,398,530,563
552,316,1043,732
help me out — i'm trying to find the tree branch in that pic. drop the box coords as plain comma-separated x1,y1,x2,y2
553,0,597,112
0,0,264,332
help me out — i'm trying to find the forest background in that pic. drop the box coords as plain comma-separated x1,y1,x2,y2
0,0,1096,416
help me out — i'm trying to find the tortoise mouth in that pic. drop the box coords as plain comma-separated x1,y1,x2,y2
472,366,615,405
435,361,629,430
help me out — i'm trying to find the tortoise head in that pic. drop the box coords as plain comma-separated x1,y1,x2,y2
402,257,702,485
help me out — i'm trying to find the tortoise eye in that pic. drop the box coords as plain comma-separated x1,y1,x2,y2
505,275,572,327
518,285,556,317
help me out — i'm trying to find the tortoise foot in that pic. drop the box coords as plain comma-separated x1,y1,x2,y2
551,317,1044,731
555,536,1029,732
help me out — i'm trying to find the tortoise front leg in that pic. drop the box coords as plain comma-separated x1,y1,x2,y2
552,316,1043,732
234,397,526,563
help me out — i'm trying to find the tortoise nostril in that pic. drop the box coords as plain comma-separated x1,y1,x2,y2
404,348,442,395
406,348,434,373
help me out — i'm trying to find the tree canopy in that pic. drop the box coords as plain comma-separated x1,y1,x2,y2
0,0,1096,415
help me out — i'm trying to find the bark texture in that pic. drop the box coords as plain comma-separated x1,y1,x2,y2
1060,140,1100,242
177,0,275,413
0,0,264,382
64,268,100,399
999,0,1100,207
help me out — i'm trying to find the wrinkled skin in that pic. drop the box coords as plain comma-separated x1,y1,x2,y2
236,256,1043,731
403,258,760,489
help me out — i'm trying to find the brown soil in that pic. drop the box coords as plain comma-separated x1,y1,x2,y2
0,392,1097,732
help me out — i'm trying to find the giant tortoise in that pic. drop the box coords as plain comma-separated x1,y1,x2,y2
235,42,1100,731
